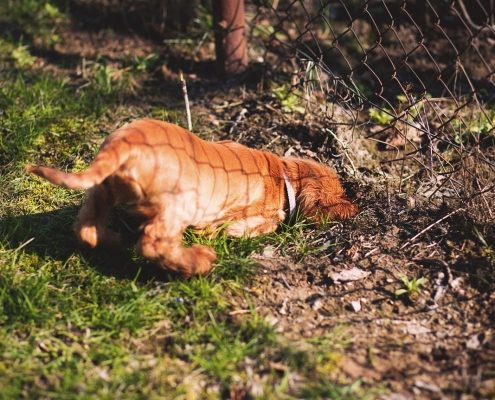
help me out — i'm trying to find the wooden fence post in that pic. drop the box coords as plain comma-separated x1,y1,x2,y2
212,0,248,76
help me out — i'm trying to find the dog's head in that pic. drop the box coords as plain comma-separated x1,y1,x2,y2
285,158,357,222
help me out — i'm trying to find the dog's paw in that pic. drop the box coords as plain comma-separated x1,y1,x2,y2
138,236,217,277
76,225,122,249
76,225,98,248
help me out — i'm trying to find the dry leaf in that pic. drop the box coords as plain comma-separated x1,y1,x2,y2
329,266,371,282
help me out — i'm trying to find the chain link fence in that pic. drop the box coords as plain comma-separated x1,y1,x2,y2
246,0,494,219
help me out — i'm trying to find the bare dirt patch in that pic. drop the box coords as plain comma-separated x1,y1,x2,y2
248,184,495,399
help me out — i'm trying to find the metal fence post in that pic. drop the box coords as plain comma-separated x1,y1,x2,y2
212,0,248,76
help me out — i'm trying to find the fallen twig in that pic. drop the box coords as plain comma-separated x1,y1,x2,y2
400,208,464,250
14,237,35,252
180,72,192,131
213,100,244,111
229,107,248,135
229,307,259,316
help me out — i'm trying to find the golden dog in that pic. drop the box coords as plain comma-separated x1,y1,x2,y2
28,119,357,276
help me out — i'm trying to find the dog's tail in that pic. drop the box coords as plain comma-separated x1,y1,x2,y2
27,142,128,190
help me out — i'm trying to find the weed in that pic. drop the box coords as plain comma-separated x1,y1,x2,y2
85,60,138,97
395,275,427,298
263,327,383,398
193,4,214,32
369,94,430,126
272,83,306,114
132,53,159,73
355,82,373,98
299,380,371,400
0,70,109,167
452,110,495,145
473,226,495,264
253,23,275,40
11,44,37,68
369,106,395,125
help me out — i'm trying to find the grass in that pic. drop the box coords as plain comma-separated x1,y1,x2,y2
0,9,378,398
0,205,364,397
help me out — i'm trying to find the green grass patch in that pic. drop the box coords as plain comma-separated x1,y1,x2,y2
0,70,112,168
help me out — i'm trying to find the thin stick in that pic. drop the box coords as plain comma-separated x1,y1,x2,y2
180,72,192,131
229,307,259,316
400,208,464,250
15,237,35,252
229,108,247,135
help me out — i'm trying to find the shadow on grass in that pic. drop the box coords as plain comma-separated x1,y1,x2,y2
0,206,178,283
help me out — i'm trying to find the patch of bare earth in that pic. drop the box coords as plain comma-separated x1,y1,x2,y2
246,185,495,399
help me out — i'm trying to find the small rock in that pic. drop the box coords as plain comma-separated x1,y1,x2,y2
414,379,441,393
433,285,446,301
381,393,412,400
402,320,431,336
450,277,466,297
261,245,276,258
37,341,49,352
311,298,323,311
94,367,111,382
305,293,324,311
466,333,482,350
278,299,289,315
350,300,361,312
249,380,264,398
265,315,279,327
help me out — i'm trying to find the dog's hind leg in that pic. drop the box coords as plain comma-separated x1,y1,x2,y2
137,218,217,277
74,183,121,248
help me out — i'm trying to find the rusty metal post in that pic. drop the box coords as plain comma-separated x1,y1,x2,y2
212,0,248,77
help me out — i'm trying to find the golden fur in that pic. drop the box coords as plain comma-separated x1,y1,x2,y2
28,119,357,277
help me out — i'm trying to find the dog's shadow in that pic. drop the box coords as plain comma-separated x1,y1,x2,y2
0,206,176,283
